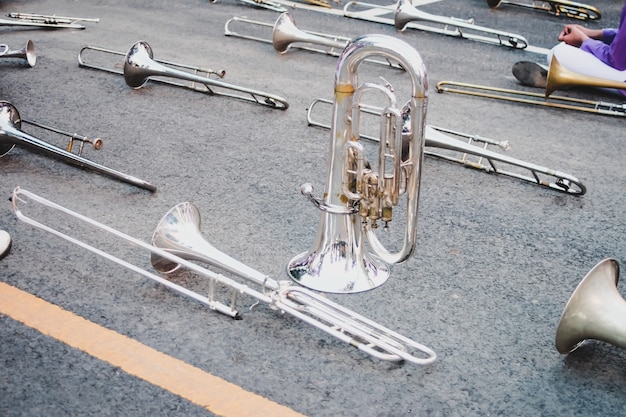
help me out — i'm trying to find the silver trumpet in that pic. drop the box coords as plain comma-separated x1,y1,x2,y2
224,12,404,70
343,0,529,49
1,12,98,29
0,102,156,192
556,259,626,354
77,41,289,110
11,187,437,365
0,40,36,67
288,34,428,294
486,0,601,21
306,97,586,195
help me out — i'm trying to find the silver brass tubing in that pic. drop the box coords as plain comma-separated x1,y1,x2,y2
224,13,404,70
11,188,437,365
306,97,586,195
0,102,156,192
344,0,528,49
77,41,289,110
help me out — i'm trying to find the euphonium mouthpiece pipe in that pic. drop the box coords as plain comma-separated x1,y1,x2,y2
0,101,156,192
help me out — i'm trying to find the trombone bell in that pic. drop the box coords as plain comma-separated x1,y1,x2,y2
556,259,626,354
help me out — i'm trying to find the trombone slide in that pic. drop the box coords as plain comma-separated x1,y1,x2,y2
77,42,289,110
11,188,437,365
343,0,529,49
306,97,586,195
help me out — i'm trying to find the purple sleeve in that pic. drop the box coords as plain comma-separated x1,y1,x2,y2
580,5,626,70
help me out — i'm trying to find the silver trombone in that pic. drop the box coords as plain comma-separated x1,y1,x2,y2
0,40,36,67
0,101,156,192
306,97,586,195
0,12,97,29
11,187,437,365
343,0,529,49
224,12,404,70
486,0,601,21
77,41,289,110
212,0,289,12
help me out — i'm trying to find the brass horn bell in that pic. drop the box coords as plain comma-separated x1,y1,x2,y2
556,258,626,354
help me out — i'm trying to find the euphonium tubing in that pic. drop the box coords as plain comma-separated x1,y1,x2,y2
287,34,428,294
305,97,586,195
11,187,437,365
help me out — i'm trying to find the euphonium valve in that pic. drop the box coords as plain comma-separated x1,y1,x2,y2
287,34,428,294
556,258,626,354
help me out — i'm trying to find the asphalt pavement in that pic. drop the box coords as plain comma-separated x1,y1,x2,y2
1,0,626,416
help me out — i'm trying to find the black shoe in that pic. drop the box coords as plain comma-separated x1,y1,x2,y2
0,230,11,260
512,61,548,88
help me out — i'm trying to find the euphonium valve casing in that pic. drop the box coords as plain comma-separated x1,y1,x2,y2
556,258,626,354
287,34,428,293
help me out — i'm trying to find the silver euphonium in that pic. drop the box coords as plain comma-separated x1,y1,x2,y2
287,34,428,294
555,258,626,354
0,40,36,67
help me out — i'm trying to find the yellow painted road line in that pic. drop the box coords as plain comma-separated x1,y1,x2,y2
0,282,308,417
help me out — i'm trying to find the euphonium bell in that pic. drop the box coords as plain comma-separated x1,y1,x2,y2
555,258,626,354
287,34,428,294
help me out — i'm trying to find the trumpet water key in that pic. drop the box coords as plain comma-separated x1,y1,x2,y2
306,97,586,195
486,0,601,21
78,41,289,110
287,34,428,294
0,102,156,192
224,12,403,69
11,187,437,365
344,0,528,49
0,40,36,67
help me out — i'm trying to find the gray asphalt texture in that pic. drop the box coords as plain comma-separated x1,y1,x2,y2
1,0,625,416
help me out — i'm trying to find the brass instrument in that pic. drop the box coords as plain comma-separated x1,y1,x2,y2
1,12,98,29
556,259,626,354
287,34,428,294
343,0,528,49
224,13,403,69
77,41,289,110
436,55,626,117
0,40,36,67
213,0,289,12
306,97,586,195
486,0,601,21
0,101,156,192
11,187,437,365
0,229,10,260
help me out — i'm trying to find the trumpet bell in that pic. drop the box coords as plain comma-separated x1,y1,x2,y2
556,258,626,354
